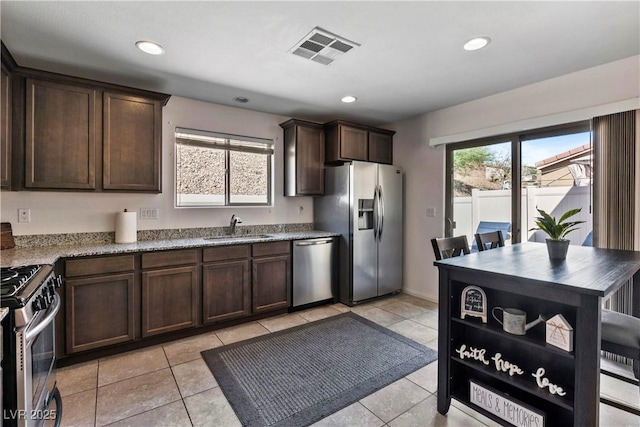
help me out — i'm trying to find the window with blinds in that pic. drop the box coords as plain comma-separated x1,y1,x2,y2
175,128,273,207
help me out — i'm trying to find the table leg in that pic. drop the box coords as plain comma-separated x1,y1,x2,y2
573,294,600,427
632,270,640,319
437,269,451,414
633,270,639,379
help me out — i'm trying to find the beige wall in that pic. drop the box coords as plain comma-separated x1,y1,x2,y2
391,55,640,302
0,96,314,235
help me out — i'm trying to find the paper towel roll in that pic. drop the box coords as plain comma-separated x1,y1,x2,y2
115,210,137,243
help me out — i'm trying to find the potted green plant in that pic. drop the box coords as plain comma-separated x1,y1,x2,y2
529,208,585,260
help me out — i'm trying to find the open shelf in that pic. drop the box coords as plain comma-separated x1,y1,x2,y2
450,368,575,427
451,318,575,360
452,357,574,411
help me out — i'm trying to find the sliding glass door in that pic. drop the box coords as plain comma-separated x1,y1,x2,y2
445,122,592,249
521,130,593,246
446,140,513,250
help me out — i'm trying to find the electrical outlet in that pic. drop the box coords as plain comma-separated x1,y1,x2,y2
140,208,159,220
426,207,436,217
18,208,31,223
298,206,304,216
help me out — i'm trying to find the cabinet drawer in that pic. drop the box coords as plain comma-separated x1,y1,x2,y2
203,245,250,263
142,249,198,269
252,241,290,257
65,255,135,277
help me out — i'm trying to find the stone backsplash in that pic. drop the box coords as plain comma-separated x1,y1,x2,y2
13,223,314,248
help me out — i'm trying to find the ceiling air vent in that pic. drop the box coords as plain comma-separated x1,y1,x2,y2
290,27,360,65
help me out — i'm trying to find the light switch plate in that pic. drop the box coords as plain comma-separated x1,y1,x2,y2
140,208,159,220
426,207,436,217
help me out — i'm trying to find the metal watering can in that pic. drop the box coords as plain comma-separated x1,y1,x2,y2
492,307,545,335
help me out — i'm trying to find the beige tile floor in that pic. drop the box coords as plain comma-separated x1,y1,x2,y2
55,293,640,427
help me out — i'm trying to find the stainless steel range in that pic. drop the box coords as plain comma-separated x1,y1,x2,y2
1,265,63,427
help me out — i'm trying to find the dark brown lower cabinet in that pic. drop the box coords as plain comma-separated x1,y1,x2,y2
142,266,198,337
202,244,251,324
252,242,291,313
203,260,251,324
252,254,291,313
65,273,136,354
61,242,296,360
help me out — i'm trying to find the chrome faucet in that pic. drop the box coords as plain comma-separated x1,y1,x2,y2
230,214,242,235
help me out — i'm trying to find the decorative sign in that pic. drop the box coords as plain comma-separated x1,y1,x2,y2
470,380,545,427
455,344,490,365
455,343,568,398
491,352,524,376
545,314,573,352
532,368,566,396
461,285,487,323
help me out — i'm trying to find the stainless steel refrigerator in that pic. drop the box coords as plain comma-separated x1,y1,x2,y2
314,161,403,305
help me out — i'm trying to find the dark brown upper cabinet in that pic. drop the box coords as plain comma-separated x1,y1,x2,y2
25,78,98,190
1,63,12,189
103,92,162,191
324,120,395,165
1,43,170,192
368,130,394,164
280,119,325,196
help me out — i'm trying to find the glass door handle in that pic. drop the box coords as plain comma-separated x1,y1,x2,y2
446,217,456,235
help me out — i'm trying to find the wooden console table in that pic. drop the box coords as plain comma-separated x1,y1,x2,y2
435,243,640,426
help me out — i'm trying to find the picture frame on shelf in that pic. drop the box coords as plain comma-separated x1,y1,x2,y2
545,313,574,352
461,285,487,323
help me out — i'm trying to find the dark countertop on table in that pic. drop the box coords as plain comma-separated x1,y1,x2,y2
434,242,640,297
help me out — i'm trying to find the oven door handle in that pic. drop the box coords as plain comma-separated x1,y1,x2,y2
25,294,60,344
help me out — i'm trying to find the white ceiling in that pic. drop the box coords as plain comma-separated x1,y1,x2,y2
1,1,638,126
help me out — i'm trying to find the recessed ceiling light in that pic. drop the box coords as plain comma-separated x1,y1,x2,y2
341,95,357,103
463,37,491,51
136,41,164,55
234,96,250,103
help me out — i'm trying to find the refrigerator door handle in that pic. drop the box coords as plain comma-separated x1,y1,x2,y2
378,185,385,241
373,186,379,239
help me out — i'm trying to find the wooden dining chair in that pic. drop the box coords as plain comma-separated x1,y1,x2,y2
474,230,505,252
431,236,470,260
600,308,640,412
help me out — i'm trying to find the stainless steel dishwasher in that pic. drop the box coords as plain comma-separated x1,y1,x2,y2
292,237,336,308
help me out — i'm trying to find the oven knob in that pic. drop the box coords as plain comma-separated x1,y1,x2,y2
44,289,54,304
32,295,45,311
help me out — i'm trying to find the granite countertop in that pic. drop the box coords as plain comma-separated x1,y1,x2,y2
0,231,340,268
